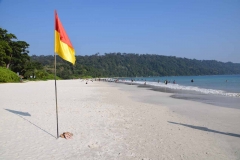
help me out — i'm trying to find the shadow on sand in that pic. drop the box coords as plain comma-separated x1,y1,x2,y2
5,109,31,116
5,109,56,139
168,121,240,138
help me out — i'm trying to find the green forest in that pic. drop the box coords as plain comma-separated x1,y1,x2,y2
31,53,240,79
1,27,240,82
0,28,56,82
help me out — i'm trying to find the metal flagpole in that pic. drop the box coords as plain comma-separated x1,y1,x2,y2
54,52,59,139
54,10,59,139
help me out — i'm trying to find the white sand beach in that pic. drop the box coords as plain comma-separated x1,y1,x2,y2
0,80,240,160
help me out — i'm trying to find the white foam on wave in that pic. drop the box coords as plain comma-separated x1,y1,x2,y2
120,80,240,98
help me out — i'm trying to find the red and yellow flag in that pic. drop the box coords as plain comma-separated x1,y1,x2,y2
54,11,76,64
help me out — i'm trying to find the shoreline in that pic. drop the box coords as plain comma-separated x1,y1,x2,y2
118,81,240,109
0,80,240,159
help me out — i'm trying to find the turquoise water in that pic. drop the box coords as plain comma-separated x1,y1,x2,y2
118,75,240,97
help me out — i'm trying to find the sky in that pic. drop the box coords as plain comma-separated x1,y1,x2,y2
0,0,240,63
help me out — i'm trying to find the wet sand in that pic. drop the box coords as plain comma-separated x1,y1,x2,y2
127,82,240,109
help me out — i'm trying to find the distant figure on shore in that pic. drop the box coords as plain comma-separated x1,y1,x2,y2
158,80,160,83
191,79,194,83
173,80,175,84
144,81,146,85
164,80,168,85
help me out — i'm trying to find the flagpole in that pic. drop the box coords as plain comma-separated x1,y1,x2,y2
54,54,59,139
54,10,59,139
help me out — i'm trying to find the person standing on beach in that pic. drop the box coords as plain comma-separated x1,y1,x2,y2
164,80,168,85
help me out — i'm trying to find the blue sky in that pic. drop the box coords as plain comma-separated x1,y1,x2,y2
0,0,240,63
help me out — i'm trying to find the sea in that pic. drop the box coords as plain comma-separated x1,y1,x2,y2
116,75,240,109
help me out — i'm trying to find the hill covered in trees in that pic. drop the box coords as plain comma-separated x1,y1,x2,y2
31,53,240,79
2,27,239,80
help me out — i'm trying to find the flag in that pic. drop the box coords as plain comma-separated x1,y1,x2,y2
54,10,76,64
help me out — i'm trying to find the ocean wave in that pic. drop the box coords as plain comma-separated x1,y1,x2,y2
119,80,240,98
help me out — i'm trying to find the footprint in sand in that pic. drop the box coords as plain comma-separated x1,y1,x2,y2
88,142,99,148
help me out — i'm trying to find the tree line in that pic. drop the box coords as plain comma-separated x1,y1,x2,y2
31,53,240,79
0,28,56,80
1,27,240,80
